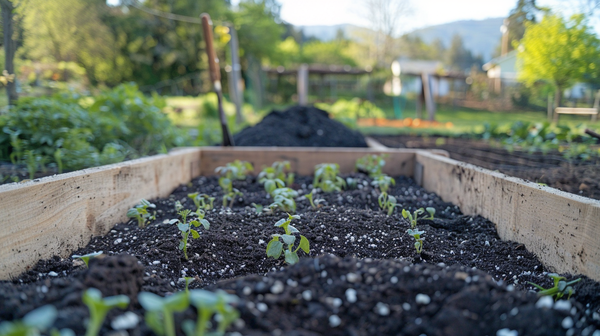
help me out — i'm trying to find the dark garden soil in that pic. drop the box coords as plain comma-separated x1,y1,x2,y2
233,106,368,147
1,175,599,335
371,135,600,201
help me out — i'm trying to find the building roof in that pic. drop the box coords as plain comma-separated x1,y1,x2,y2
482,50,517,71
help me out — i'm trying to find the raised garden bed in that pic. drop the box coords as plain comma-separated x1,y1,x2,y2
1,147,599,335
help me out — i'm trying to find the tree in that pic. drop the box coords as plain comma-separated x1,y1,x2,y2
360,0,411,66
506,0,547,48
518,14,600,108
445,34,482,71
0,0,17,105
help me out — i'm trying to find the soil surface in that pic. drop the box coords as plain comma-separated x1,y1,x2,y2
233,106,368,147
371,135,600,201
1,175,599,335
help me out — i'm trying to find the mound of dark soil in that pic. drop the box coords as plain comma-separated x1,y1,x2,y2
234,106,368,147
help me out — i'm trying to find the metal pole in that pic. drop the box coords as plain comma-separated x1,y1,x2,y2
298,64,308,106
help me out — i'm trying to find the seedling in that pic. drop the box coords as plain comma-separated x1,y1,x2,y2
402,208,426,229
72,251,103,268
268,188,299,213
185,289,240,336
169,209,210,260
222,189,243,208
139,291,189,336
266,214,310,265
215,160,253,181
313,163,346,192
175,200,183,212
371,175,395,194
378,193,398,216
259,175,285,195
407,228,425,254
529,273,582,301
126,199,156,228
304,190,316,209
82,288,130,336
425,207,435,220
356,154,387,177
188,193,215,211
251,203,264,215
346,177,358,190
0,305,58,336
259,161,295,190
184,277,194,294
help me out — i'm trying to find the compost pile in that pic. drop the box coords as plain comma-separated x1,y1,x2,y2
233,105,368,147
1,174,600,335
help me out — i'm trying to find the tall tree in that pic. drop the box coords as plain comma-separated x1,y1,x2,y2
360,0,411,66
0,0,17,105
445,34,482,71
506,0,546,48
518,14,600,108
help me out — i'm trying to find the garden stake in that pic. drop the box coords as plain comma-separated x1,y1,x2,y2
201,13,234,147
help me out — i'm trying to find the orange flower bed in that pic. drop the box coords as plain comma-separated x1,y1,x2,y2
357,118,453,129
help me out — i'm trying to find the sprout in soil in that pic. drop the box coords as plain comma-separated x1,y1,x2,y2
183,289,240,336
126,199,156,228
313,163,346,192
268,187,299,213
222,188,243,209
426,207,435,220
529,273,582,301
378,192,398,216
304,190,316,209
266,214,310,265
188,193,215,211
355,154,387,177
82,288,129,336
258,161,295,192
170,209,210,260
402,208,426,229
407,228,425,254
72,251,103,268
139,291,189,336
346,177,358,190
371,174,395,194
0,305,72,336
215,160,253,182
175,200,183,212
184,277,195,294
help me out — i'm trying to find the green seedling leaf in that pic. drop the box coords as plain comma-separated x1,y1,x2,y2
72,251,103,268
23,305,58,331
284,250,299,264
191,229,200,239
288,225,299,234
281,234,296,245
298,235,310,254
426,207,436,219
274,218,287,227
179,241,185,250
83,288,129,336
199,219,210,230
266,240,283,259
402,209,408,218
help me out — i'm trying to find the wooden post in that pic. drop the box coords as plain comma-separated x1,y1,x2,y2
421,73,436,121
298,64,308,106
547,95,553,122
228,24,243,124
1,0,17,106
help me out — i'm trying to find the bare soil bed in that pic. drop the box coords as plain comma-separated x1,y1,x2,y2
1,174,599,335
371,135,600,201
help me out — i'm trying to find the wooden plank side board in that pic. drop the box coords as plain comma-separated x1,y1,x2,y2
416,151,600,281
555,107,598,115
199,147,421,177
0,148,202,280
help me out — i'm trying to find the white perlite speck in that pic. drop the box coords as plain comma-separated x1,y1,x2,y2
390,276,398,284
554,300,572,311
496,328,518,336
243,286,252,295
271,281,284,294
402,303,411,311
48,271,58,277
374,302,390,316
114,238,122,245
535,296,554,309
415,294,431,305
302,290,312,301
562,317,574,329
111,312,140,330
329,315,341,327
345,288,357,303
256,302,268,313
346,273,360,283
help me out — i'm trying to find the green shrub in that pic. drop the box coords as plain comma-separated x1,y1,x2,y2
316,98,386,119
0,83,187,174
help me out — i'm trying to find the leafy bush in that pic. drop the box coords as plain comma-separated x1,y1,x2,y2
0,83,187,174
316,98,386,120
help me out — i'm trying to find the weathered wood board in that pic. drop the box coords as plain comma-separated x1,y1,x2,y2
199,147,423,177
0,148,202,280
416,151,600,281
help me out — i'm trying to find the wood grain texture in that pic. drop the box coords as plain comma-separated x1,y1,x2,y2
416,151,600,281
199,147,420,177
0,148,202,280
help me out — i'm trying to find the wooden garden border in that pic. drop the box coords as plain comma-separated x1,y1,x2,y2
0,146,599,282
